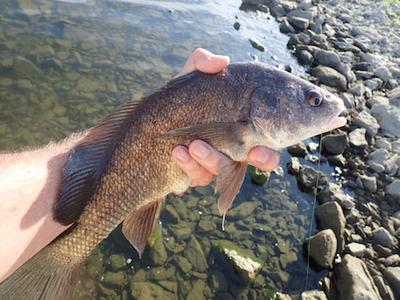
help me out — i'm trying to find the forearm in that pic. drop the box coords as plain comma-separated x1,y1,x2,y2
0,133,86,281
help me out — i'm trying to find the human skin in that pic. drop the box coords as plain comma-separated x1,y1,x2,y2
0,48,279,281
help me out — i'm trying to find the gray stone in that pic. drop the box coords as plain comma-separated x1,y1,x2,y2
312,66,347,91
296,166,328,191
387,180,400,201
279,18,295,33
288,16,310,31
373,227,398,249
358,174,377,192
393,141,400,154
341,92,355,108
297,49,314,65
371,104,400,138
349,83,365,97
321,133,348,155
349,128,368,148
314,49,340,68
368,95,389,107
353,110,380,136
374,66,392,82
287,9,315,21
368,149,389,172
384,267,400,300
316,201,346,251
249,38,265,52
389,86,400,107
304,229,337,269
346,242,366,258
334,255,381,300
318,183,355,210
365,78,383,91
301,290,327,300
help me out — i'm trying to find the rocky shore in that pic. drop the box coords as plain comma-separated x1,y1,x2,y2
242,0,400,298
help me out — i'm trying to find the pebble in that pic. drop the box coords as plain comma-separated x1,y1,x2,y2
321,132,348,155
374,66,392,82
353,110,380,137
346,242,366,258
348,128,368,148
248,38,265,52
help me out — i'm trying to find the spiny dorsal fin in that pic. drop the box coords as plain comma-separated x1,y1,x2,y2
122,199,164,257
215,160,248,230
54,101,140,225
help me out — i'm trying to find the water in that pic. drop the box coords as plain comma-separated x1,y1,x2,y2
0,0,329,298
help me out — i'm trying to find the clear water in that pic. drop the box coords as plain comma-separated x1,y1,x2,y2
0,0,329,299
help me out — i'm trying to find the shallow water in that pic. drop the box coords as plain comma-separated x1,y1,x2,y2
0,0,331,298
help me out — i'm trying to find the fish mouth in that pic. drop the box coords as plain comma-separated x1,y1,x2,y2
326,108,347,130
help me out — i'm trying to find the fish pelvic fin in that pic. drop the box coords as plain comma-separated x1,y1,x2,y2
0,244,82,300
216,160,248,230
122,198,164,257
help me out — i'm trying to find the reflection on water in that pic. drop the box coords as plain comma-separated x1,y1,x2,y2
0,0,326,298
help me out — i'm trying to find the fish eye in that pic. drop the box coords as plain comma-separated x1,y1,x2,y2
307,90,323,107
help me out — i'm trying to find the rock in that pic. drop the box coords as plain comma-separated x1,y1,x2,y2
313,49,340,68
300,290,327,300
250,168,270,186
108,254,126,271
296,166,328,191
376,138,392,151
365,78,383,91
368,95,389,107
249,38,265,52
222,248,261,282
297,49,314,65
276,292,292,300
184,236,208,272
390,87,400,107
229,201,259,219
312,66,347,91
318,183,355,210
373,227,398,249
353,110,380,137
13,56,45,79
349,83,365,97
233,22,240,30
316,201,346,251
288,157,301,174
387,180,400,201
321,133,348,155
384,267,400,300
148,223,168,266
349,128,368,148
102,271,127,288
371,104,400,138
288,143,307,157
368,149,389,173
279,18,295,33
210,270,228,292
175,256,192,273
346,242,366,258
186,280,205,300
304,229,337,269
130,282,175,300
197,219,216,233
358,174,377,192
288,16,310,30
374,66,392,82
334,255,381,300
279,250,297,269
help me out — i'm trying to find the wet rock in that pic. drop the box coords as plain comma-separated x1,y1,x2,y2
374,66,392,82
287,142,307,157
13,56,45,79
371,104,400,138
130,282,175,300
373,227,398,249
249,38,265,52
353,110,380,137
321,132,348,155
304,229,337,269
384,267,400,300
279,250,297,269
102,271,128,288
230,201,259,219
334,255,381,300
223,248,261,282
210,270,228,292
386,180,400,201
148,223,168,266
108,254,126,271
313,49,340,68
86,248,105,279
250,168,270,186
358,174,377,193
184,236,208,272
186,279,205,300
197,219,216,232
175,256,192,273
349,128,368,148
233,22,240,30
288,157,301,174
297,166,328,191
346,242,366,258
318,183,355,210
300,290,327,300
288,16,309,30
312,65,347,91
316,201,346,252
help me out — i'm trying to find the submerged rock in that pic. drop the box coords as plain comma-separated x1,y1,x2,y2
130,282,175,300
186,280,206,300
334,255,381,300
296,166,328,191
304,229,337,269
184,236,208,272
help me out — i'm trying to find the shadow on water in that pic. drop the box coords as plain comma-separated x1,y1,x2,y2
0,0,334,298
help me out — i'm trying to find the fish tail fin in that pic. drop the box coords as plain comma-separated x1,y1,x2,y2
0,244,82,300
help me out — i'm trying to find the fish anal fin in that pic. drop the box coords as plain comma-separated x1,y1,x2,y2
215,161,248,230
122,199,164,257
54,101,140,225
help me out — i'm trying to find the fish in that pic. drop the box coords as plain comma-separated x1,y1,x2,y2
0,62,346,300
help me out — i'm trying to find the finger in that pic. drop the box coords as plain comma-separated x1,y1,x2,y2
175,48,230,77
247,146,280,172
188,140,230,176
172,146,214,186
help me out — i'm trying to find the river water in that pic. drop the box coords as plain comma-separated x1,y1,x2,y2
0,0,328,299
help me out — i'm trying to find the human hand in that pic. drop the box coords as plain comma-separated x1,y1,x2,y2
172,48,280,190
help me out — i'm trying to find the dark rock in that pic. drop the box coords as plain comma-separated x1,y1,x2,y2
316,201,346,252
288,16,309,31
287,143,307,157
384,267,400,300
321,133,348,155
334,255,381,300
304,229,337,269
270,4,286,18
353,62,372,71
318,183,355,210
233,22,240,30
297,166,328,191
311,66,347,91
287,34,301,50
279,18,295,33
250,168,270,186
296,49,314,65
336,63,356,83
386,180,400,202
313,49,340,68
373,227,398,249
355,71,374,80
349,83,365,97
249,38,265,52
358,174,377,192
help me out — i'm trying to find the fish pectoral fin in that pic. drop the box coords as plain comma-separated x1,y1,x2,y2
122,198,164,257
215,160,247,230
161,122,249,153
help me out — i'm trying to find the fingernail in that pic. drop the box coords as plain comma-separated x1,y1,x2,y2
192,142,210,158
175,149,190,163
255,151,269,165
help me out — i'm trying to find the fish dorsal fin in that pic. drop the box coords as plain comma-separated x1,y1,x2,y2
122,199,164,257
216,161,248,231
54,101,140,225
